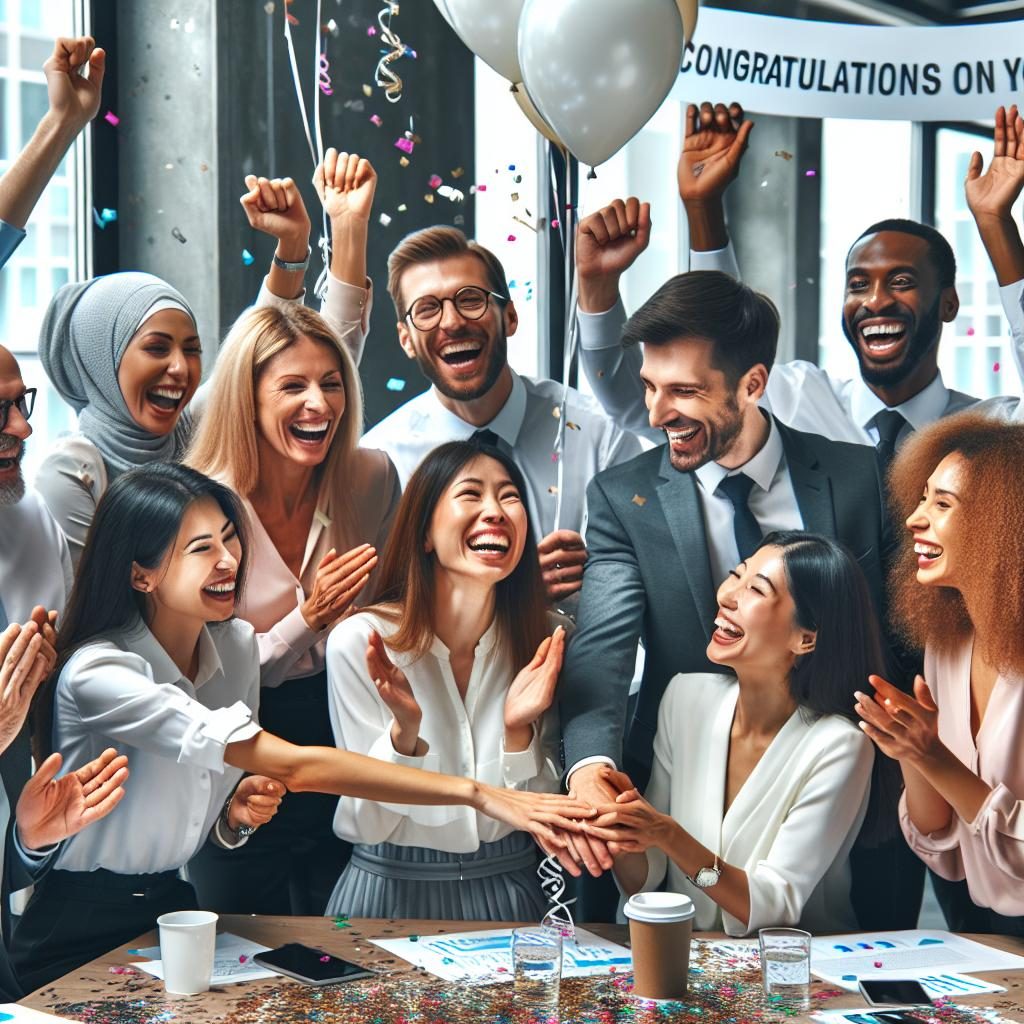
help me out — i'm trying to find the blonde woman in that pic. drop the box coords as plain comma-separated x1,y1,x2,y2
185,303,400,915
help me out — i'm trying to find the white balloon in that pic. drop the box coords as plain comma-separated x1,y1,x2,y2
518,0,685,168
432,0,526,83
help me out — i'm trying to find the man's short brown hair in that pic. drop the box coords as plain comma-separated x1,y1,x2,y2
386,226,509,319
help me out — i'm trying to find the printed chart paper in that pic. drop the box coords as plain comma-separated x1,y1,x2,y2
370,927,633,985
0,1008,80,1022
130,932,278,985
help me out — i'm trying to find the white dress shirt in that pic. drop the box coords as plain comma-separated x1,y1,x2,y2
692,415,804,589
326,610,560,851
637,672,873,936
576,245,1024,444
0,488,72,625
360,370,642,539
52,617,262,874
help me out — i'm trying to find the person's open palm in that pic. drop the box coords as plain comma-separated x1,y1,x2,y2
367,629,422,734
504,626,565,731
966,104,1024,221
678,101,753,203
0,619,56,757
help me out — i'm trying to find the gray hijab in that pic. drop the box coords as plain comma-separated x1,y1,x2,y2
38,272,198,477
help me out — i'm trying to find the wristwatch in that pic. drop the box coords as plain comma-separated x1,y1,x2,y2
690,854,721,889
272,245,311,273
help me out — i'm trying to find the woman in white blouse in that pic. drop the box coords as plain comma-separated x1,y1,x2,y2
13,462,590,990
600,532,879,936
185,300,399,915
326,439,566,920
856,413,1024,935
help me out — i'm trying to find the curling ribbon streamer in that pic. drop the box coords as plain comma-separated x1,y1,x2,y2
318,51,333,96
538,854,577,940
375,3,407,103
282,0,332,298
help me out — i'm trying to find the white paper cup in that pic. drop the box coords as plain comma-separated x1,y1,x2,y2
157,910,218,995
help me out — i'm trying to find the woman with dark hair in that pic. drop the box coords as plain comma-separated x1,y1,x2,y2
325,439,565,920
600,532,878,936
13,462,591,990
856,412,1024,934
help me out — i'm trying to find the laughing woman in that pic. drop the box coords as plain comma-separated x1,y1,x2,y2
14,462,590,990
184,303,399,915
856,413,1024,935
325,440,566,920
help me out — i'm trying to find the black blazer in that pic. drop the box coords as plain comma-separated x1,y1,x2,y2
560,418,890,789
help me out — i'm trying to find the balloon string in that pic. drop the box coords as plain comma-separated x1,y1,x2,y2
375,3,407,103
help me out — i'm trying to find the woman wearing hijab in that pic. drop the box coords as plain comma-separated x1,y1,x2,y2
35,274,201,567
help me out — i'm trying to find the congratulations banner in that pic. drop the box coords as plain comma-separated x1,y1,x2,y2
673,8,1023,121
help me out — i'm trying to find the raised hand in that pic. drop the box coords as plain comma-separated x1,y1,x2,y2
366,629,424,756
855,674,944,765
966,104,1024,222
44,36,105,133
576,198,652,313
0,618,57,757
678,101,753,204
536,531,588,603
314,150,377,225
240,174,312,252
227,775,286,831
300,543,378,633
16,747,128,851
504,626,566,738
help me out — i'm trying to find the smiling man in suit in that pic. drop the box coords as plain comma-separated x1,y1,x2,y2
560,269,906,921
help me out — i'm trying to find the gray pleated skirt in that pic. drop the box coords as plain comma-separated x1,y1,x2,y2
324,831,547,921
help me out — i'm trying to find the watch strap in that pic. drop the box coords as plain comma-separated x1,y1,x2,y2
272,245,312,273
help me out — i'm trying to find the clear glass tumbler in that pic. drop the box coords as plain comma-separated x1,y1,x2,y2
758,927,811,1011
512,925,563,1024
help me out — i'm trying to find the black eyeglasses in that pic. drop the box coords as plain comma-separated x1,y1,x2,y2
404,286,508,331
0,389,35,432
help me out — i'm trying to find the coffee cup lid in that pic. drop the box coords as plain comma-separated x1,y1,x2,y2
623,892,696,924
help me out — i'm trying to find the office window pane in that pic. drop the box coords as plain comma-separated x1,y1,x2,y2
935,127,1024,400
19,81,47,146
818,119,913,381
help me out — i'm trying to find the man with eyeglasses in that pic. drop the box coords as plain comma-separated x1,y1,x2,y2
361,226,641,603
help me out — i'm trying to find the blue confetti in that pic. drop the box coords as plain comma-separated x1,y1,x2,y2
92,207,118,229
242,248,255,266
386,377,406,392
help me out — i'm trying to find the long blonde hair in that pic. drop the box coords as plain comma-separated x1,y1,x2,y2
186,304,363,531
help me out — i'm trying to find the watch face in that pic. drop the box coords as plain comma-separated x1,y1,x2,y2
693,866,720,888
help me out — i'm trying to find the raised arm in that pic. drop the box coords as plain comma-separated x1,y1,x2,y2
240,174,313,301
0,36,104,265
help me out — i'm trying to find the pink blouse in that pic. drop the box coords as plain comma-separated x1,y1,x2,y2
233,447,400,688
899,638,1024,917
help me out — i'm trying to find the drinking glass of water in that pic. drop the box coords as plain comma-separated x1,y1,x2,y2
758,927,811,1011
512,925,562,1024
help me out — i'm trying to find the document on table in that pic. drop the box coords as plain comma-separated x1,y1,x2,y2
129,932,279,985
813,1011,1018,1024
810,929,1024,987
0,1008,80,1022
370,927,633,985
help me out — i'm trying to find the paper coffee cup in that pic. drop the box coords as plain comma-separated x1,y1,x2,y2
623,892,695,1000
157,910,218,995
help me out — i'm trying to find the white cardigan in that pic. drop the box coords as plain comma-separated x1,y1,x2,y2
638,672,874,936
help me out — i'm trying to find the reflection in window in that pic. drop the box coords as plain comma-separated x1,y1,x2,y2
818,118,913,381
935,127,1023,400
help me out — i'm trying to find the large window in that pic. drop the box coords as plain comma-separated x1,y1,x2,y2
0,0,85,482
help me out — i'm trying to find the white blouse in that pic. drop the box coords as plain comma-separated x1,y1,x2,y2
326,610,560,850
638,673,874,937
52,617,262,874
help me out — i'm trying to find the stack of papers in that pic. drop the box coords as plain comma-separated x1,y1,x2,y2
129,932,279,985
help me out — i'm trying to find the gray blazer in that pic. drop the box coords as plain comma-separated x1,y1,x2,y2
559,418,891,789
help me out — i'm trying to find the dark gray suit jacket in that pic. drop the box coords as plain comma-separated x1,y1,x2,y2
559,418,890,789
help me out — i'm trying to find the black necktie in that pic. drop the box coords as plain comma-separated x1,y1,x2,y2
471,428,501,448
716,473,762,562
874,409,908,474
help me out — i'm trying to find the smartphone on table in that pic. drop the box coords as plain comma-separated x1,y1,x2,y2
253,943,376,986
857,978,932,1006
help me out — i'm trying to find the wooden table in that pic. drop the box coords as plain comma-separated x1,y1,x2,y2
20,918,1024,1023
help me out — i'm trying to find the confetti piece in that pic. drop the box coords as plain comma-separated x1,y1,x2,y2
92,207,117,229
774,149,793,160
368,25,377,36
171,227,187,243
760,179,768,188
842,975,856,981
108,966,134,975
873,961,883,968
551,452,559,463
239,955,249,963
318,52,334,96
326,17,338,34
397,203,407,212
424,194,435,204
183,17,196,32
242,248,255,266
395,137,415,154
805,168,817,177
552,406,561,418
548,485,558,494
409,936,419,942
263,1,275,12
632,494,647,506
551,218,560,229
451,167,465,178
370,114,383,126
511,192,520,202
476,184,487,192
428,174,443,188
399,156,410,167
513,216,537,233
379,213,392,226
437,185,464,202
169,17,180,29
363,83,373,96
507,234,516,242
508,164,516,171
104,110,120,127
994,361,1001,372
320,955,331,963
966,326,975,336
513,174,522,184
386,377,406,392
566,421,580,430
454,214,464,225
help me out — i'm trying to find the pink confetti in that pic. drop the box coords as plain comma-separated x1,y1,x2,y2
239,954,249,963
994,361,1001,372
967,326,975,336
476,184,487,192
428,174,442,188
873,961,883,968
104,110,120,126
507,234,516,242
370,114,383,126
367,25,377,36
551,218,560,229
320,955,331,962
394,137,414,154
805,168,817,177
108,966,134,975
